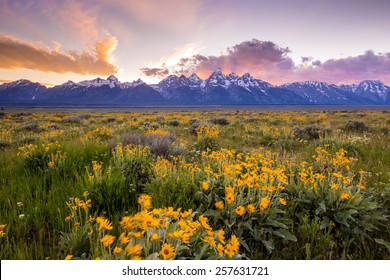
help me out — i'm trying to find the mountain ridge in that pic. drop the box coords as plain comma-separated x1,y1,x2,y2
1,69,389,105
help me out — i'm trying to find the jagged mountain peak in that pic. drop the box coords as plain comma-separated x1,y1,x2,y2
107,75,119,82
1,70,389,105
189,73,202,80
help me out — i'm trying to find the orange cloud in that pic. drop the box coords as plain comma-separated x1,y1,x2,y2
0,33,118,75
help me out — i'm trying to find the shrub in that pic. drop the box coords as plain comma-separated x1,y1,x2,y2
285,147,385,258
62,193,241,260
210,118,230,126
0,141,11,150
194,125,220,151
145,133,174,157
17,142,66,173
86,145,154,215
22,122,39,132
345,121,369,132
61,116,82,123
168,119,180,126
112,144,153,195
106,117,116,123
123,131,147,145
123,131,174,157
292,125,331,140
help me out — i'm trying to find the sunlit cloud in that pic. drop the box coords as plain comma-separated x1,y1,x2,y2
140,39,390,85
140,42,204,79
0,33,118,75
295,51,390,84
51,0,100,45
105,0,201,31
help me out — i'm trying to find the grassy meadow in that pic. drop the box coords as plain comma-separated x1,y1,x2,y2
0,107,390,260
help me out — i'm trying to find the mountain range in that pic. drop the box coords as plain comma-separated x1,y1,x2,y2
1,68,389,105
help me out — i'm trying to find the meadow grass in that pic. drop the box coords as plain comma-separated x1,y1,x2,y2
0,108,389,260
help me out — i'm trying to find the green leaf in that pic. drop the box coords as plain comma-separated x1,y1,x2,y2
207,254,221,260
315,201,326,215
278,229,297,242
262,240,274,253
265,220,289,229
239,238,251,252
195,244,210,260
176,245,190,254
240,221,253,231
320,217,329,230
374,239,390,252
146,252,159,260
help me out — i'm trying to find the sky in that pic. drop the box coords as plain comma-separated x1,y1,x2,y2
1,0,390,86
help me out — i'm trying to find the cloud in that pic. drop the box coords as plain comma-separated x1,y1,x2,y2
140,39,390,85
48,0,100,45
105,0,201,31
0,33,118,75
298,50,390,84
139,67,169,77
141,39,295,82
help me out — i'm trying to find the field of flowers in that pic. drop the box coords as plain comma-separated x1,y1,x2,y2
0,108,389,260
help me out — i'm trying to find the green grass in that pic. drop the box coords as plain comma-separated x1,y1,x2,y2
0,108,389,259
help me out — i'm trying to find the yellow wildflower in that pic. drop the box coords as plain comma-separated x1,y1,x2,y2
100,234,116,247
151,233,160,241
126,244,143,256
224,244,235,258
64,255,73,260
279,198,287,206
215,201,224,209
225,193,235,204
48,161,54,168
230,235,240,252
87,174,94,181
199,215,213,231
331,183,339,190
247,204,256,214
160,243,175,260
225,186,235,194
181,209,193,219
133,231,146,238
96,217,113,231
203,235,216,247
0,224,7,237
113,246,123,254
259,196,271,211
217,244,224,256
235,205,246,216
217,229,225,245
201,181,210,191
138,194,152,209
118,233,130,244
340,191,350,200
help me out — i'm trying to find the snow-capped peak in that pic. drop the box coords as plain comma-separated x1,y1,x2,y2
227,73,239,82
1,79,34,88
189,73,202,82
77,76,121,88
107,75,119,82
120,79,146,89
207,68,230,88
355,80,389,101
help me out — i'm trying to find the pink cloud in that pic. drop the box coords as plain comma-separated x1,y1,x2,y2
140,39,390,85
